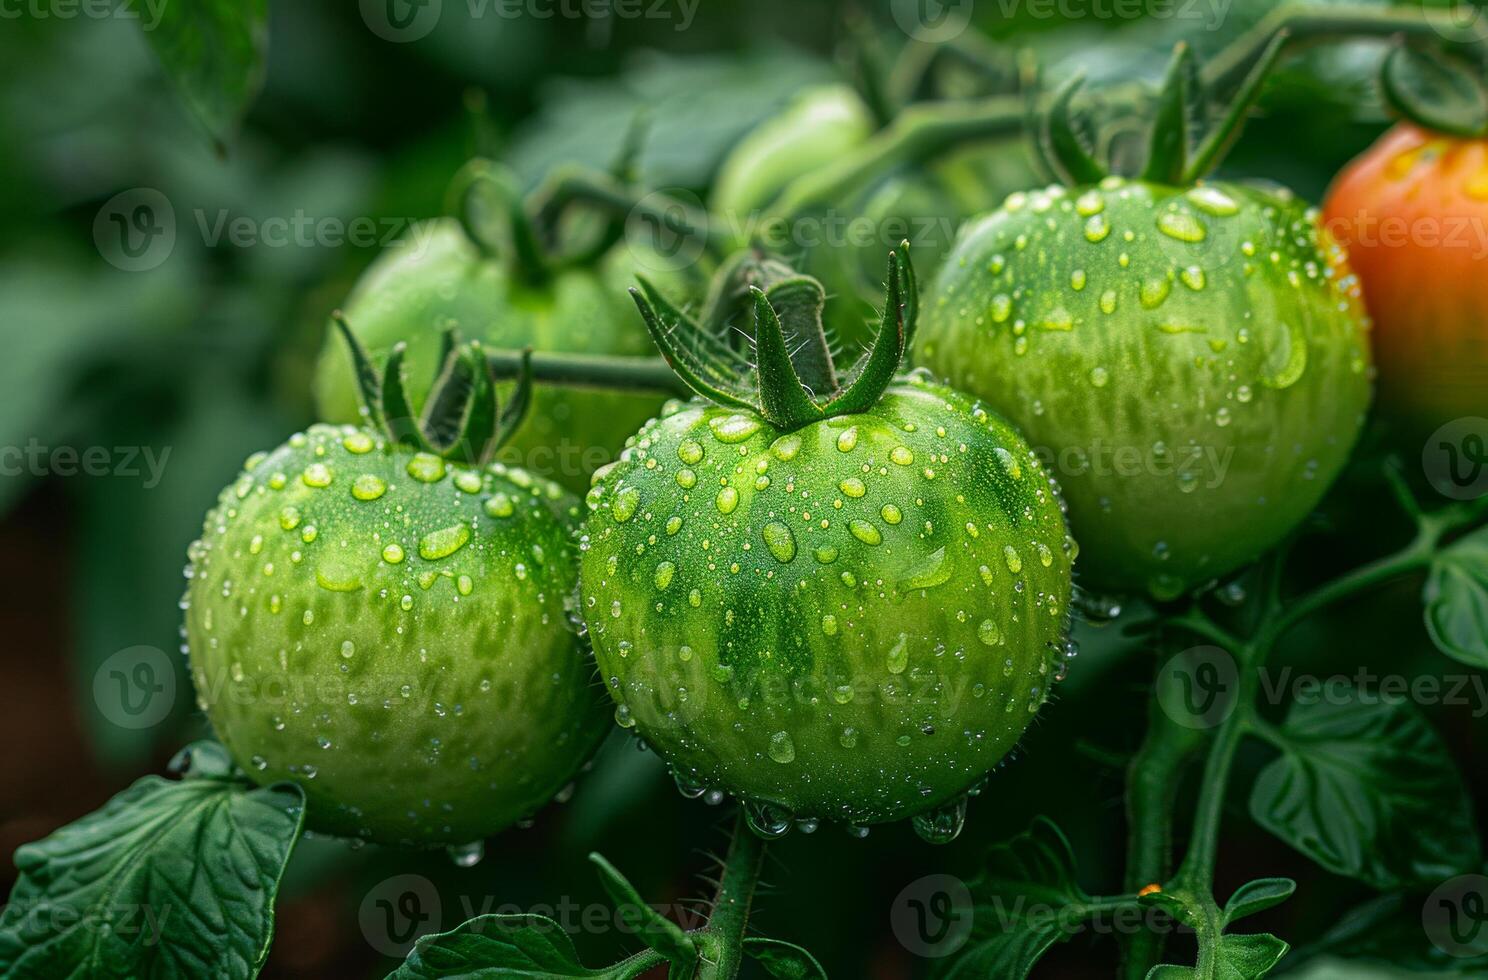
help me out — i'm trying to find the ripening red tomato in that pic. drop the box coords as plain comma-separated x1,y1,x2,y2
1323,123,1488,432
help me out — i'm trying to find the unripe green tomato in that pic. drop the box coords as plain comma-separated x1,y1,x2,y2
918,179,1373,598
710,84,876,218
183,424,608,845
578,375,1074,832
314,218,697,493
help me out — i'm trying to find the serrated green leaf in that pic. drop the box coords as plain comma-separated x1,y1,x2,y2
1250,692,1481,890
744,937,828,979
142,0,268,148
588,853,696,969
1223,879,1296,926
0,756,304,977
389,914,656,979
931,817,1093,980
1424,526,1488,668
1146,932,1289,980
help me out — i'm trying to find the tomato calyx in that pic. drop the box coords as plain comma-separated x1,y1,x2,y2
630,244,918,432
1039,33,1287,188
1379,44,1488,139
332,313,534,466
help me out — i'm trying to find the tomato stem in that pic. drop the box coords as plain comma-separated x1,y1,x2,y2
696,811,768,980
484,348,692,397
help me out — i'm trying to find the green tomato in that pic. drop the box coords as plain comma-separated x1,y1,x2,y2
710,84,876,218
577,375,1074,834
917,179,1373,598
183,424,607,845
314,218,697,493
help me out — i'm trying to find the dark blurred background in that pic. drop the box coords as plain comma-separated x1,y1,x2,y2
0,1,1479,976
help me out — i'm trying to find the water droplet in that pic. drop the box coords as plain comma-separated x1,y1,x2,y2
1089,366,1109,388
710,415,760,444
454,471,482,494
715,486,740,515
881,504,903,525
484,493,514,518
654,561,676,590
978,619,1000,646
678,440,704,464
912,797,967,844
419,524,471,560
1157,211,1207,243
886,635,909,675
837,427,859,453
1186,186,1239,216
302,463,332,488
612,486,640,523
406,453,446,483
821,614,839,636
849,520,882,545
744,800,794,839
768,731,797,764
890,446,914,466
447,840,485,867
1003,545,1023,573
839,477,866,498
1084,214,1111,243
352,474,387,501
676,468,697,489
342,432,374,454
762,522,797,563
771,435,801,461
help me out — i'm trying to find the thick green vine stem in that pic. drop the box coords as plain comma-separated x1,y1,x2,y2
1123,489,1488,977
332,313,534,465
484,348,689,396
630,245,916,432
695,812,769,980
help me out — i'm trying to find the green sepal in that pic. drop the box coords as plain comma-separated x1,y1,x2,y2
331,311,384,429
1382,44,1488,139
1184,30,1289,183
823,246,914,417
1142,43,1194,185
1045,75,1107,186
759,275,836,397
588,853,698,971
630,278,758,413
381,343,426,451
751,286,827,430
420,331,478,454
443,342,500,466
494,347,536,455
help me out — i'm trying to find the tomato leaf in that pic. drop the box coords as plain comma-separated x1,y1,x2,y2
1424,526,1488,668
1249,691,1481,890
1381,46,1488,140
1222,878,1296,926
929,817,1094,980
0,741,304,977
388,913,656,979
588,852,697,970
744,937,828,979
141,0,269,150
1145,932,1289,979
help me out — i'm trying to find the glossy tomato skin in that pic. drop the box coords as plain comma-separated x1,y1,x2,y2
183,424,608,845
1323,123,1488,432
578,376,1074,826
918,179,1373,598
314,219,700,492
